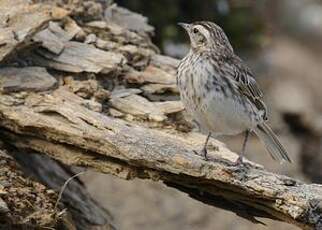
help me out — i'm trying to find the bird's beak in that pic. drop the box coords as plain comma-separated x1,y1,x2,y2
178,23,190,31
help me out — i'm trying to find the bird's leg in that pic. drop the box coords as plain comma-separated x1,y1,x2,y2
235,130,250,165
194,132,212,160
202,132,212,160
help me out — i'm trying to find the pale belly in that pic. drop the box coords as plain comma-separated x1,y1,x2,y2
183,92,260,136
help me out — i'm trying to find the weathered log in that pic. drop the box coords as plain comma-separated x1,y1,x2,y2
124,65,176,84
0,89,321,229
104,4,154,36
33,20,83,55
1,0,322,229
0,67,57,93
32,41,125,74
0,0,68,62
109,94,183,122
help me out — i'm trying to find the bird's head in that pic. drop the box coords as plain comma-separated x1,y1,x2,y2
178,21,233,53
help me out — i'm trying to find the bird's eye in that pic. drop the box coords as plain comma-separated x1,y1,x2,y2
193,28,199,34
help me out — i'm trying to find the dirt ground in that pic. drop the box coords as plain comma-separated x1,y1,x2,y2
0,149,65,229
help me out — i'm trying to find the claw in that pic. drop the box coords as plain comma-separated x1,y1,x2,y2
193,148,209,161
232,155,244,166
201,147,209,161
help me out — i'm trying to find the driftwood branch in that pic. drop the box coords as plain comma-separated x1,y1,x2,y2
0,88,321,229
1,0,322,229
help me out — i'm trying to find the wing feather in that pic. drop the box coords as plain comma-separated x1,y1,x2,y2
222,55,267,120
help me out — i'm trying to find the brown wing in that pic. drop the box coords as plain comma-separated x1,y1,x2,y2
225,55,268,120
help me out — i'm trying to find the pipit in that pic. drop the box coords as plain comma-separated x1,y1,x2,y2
177,21,291,164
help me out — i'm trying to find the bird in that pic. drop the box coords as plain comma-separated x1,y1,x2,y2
176,21,291,165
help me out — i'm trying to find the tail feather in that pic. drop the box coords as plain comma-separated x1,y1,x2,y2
254,123,292,163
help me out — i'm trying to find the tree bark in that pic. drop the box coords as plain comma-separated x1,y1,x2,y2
0,88,321,229
1,0,322,230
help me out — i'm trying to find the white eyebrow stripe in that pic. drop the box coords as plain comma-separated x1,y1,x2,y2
193,25,211,39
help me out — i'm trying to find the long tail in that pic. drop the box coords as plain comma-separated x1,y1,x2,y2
254,123,292,163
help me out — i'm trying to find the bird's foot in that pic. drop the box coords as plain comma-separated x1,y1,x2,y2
193,147,209,161
193,145,219,161
229,155,250,177
232,155,244,167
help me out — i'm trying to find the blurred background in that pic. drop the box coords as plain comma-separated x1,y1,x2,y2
82,0,322,229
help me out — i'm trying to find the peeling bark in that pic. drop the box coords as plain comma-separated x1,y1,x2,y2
0,89,321,229
0,0,68,62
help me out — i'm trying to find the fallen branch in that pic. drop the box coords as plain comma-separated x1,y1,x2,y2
1,1,321,229
0,89,321,230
